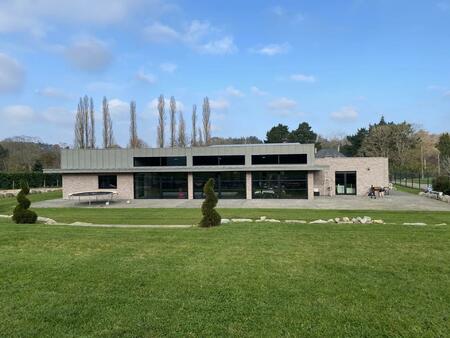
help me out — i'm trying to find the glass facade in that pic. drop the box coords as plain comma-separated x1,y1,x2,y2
193,155,245,166
252,171,308,199
335,171,357,195
134,156,187,167
98,175,117,189
252,154,307,165
193,172,246,199
134,173,188,199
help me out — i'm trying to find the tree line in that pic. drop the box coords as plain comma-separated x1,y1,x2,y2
74,95,214,149
264,117,450,175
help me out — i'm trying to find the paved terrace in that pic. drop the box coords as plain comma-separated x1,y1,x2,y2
33,190,450,211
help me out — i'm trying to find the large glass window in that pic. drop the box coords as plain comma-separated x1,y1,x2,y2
193,155,245,166
252,154,307,165
134,156,187,167
134,173,187,199
335,171,356,195
98,175,117,189
252,171,307,199
193,172,246,199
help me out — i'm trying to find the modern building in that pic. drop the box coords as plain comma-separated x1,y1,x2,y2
45,144,389,200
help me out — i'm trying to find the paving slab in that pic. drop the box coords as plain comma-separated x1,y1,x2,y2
33,190,450,211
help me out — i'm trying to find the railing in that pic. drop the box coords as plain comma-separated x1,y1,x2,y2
390,172,450,191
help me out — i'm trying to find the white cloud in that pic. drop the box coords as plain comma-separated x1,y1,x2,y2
209,98,230,110
268,97,302,116
0,0,172,37
160,62,177,73
143,22,180,42
136,70,157,84
331,106,359,121
35,87,70,99
65,37,112,72
108,99,130,119
0,105,35,123
250,86,268,96
253,43,290,56
198,36,237,55
0,53,25,93
225,86,244,97
143,20,237,55
290,73,316,83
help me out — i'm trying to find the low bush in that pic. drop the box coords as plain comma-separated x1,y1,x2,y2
432,176,450,195
12,182,38,224
199,178,221,227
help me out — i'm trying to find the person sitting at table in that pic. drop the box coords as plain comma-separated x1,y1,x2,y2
368,185,376,199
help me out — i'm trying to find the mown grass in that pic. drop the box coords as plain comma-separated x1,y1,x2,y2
1,221,449,337
1,192,449,225
394,184,422,195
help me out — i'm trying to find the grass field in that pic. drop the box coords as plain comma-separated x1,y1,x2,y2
1,221,450,337
1,192,450,336
394,184,422,195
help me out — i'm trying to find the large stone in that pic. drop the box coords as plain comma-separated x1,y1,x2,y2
403,222,427,226
285,220,307,223
260,216,267,221
342,217,350,222
231,218,253,223
221,218,230,224
334,217,341,223
0,214,12,219
70,221,93,226
265,219,281,223
37,216,57,225
373,219,384,224
310,219,328,224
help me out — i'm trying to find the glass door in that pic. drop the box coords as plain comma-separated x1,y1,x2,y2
335,171,357,195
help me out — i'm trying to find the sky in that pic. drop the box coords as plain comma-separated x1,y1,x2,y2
0,0,449,147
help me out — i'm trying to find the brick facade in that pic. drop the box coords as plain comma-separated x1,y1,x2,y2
62,174,134,200
313,157,389,197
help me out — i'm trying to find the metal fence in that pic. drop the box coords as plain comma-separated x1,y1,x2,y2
391,172,450,191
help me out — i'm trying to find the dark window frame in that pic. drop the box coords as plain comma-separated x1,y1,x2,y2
192,155,245,166
251,154,307,165
133,156,187,167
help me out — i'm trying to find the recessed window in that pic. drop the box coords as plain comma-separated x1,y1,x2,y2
193,155,245,166
134,156,187,167
252,154,307,165
98,175,117,189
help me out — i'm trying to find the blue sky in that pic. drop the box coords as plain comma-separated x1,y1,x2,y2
0,0,449,146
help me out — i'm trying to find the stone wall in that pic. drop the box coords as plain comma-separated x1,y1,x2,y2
314,157,389,197
62,174,134,200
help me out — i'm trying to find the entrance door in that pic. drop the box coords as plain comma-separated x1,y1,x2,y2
335,171,357,195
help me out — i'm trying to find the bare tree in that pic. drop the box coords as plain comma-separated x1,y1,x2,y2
198,127,204,146
83,96,90,148
177,111,187,147
74,99,85,149
157,95,165,148
129,101,140,148
102,96,114,148
169,96,177,147
89,97,95,148
202,97,211,145
191,104,197,146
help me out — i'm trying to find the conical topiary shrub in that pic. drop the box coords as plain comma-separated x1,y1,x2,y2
12,182,38,224
199,178,221,227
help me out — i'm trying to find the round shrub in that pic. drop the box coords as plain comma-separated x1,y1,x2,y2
12,182,38,224
199,178,221,227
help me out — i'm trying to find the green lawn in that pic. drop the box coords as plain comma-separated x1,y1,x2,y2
1,221,450,337
1,191,450,225
394,184,422,195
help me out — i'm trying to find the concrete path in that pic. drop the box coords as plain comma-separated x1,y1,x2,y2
33,190,450,211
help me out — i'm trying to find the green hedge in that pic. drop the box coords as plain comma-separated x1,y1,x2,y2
0,173,62,189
